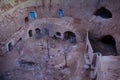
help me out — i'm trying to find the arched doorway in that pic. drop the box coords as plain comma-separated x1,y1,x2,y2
100,35,117,56
28,30,33,37
100,35,115,45
94,7,112,19
35,28,41,39
64,31,76,43
89,35,117,56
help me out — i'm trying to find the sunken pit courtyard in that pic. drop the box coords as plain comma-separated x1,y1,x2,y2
0,0,120,80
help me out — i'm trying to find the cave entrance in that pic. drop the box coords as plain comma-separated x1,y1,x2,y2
64,31,76,43
89,35,117,56
28,30,32,37
94,7,112,19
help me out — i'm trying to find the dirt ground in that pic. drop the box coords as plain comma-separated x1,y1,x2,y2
0,36,89,80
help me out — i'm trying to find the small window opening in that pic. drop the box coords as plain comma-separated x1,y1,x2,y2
19,38,22,41
35,28,41,34
56,32,61,36
16,38,22,44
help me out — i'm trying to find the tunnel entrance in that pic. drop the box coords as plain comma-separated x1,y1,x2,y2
94,7,112,19
64,31,76,43
28,30,32,37
89,35,117,56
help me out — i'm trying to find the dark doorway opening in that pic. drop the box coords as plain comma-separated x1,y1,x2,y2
64,31,76,43
100,35,115,45
25,17,29,22
56,32,61,36
89,35,117,56
99,35,117,56
35,28,41,39
8,42,13,51
35,28,41,34
94,7,112,19
28,30,33,37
